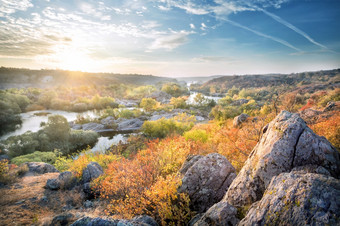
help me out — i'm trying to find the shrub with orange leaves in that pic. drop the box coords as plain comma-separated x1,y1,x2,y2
94,137,200,224
310,114,340,151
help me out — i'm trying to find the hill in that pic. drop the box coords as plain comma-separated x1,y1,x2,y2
193,69,340,94
0,67,175,89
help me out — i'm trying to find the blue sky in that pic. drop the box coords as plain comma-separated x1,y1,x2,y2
0,0,339,77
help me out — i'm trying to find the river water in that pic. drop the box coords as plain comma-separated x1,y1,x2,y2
0,110,128,152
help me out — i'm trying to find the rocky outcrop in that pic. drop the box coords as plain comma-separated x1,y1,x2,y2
71,215,158,226
82,123,105,132
194,201,239,226
233,113,249,127
82,162,103,184
148,91,172,104
224,111,340,208
116,118,144,131
179,155,203,175
25,162,59,175
46,171,77,190
178,153,236,213
239,172,340,225
323,101,340,112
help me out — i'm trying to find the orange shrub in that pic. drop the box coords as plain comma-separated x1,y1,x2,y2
310,114,340,151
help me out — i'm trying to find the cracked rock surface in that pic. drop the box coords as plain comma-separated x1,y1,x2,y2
239,172,340,225
224,111,340,208
178,153,236,213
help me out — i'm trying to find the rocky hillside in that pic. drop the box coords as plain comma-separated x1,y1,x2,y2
0,111,339,225
191,111,340,225
194,69,340,93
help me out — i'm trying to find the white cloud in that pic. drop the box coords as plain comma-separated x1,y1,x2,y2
149,30,194,51
190,23,195,29
200,23,207,30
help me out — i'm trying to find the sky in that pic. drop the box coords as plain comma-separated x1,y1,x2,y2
0,0,339,77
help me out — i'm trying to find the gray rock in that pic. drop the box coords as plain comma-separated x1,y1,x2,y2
101,116,116,126
26,162,59,175
187,214,204,226
178,153,236,213
82,162,103,184
71,217,119,226
323,101,339,112
149,113,176,121
195,116,205,121
0,155,9,161
224,111,340,208
45,171,77,190
72,124,83,130
131,216,158,226
232,113,249,127
82,123,105,132
179,155,203,175
46,178,60,190
194,201,239,226
239,172,340,226
147,91,171,104
116,118,143,131
84,200,94,208
50,213,74,226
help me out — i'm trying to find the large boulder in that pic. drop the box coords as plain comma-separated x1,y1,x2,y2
178,153,236,213
25,162,59,175
233,113,249,127
239,171,340,225
148,91,171,104
50,213,75,226
82,162,103,184
224,111,340,208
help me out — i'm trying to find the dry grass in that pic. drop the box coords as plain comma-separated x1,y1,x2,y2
0,173,107,225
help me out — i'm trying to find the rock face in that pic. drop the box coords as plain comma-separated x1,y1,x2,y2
178,153,236,213
71,215,158,226
224,111,340,208
239,172,340,225
26,162,59,175
194,201,239,226
82,162,103,184
233,113,249,127
148,91,172,104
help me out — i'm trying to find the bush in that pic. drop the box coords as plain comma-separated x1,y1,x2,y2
140,98,160,112
184,129,209,143
11,151,57,165
142,114,195,138
170,97,188,109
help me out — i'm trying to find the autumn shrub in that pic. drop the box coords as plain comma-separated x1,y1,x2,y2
310,114,340,151
0,159,17,184
94,136,200,225
142,113,195,138
140,98,160,112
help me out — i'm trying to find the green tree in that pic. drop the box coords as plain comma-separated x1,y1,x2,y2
140,98,159,112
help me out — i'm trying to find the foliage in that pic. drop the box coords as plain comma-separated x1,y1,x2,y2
310,114,340,151
54,148,120,177
11,151,57,165
161,83,188,97
140,98,160,112
209,105,242,121
100,108,143,120
170,97,188,109
142,113,196,138
43,115,70,142
183,129,208,143
94,136,199,225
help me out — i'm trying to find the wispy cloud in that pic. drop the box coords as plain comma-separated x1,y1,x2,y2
190,23,195,29
0,0,33,16
221,18,302,52
200,23,207,30
259,8,330,51
192,56,237,63
149,30,194,51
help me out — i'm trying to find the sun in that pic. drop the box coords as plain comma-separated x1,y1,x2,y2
55,48,94,72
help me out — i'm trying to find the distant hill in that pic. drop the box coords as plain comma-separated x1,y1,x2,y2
193,69,340,93
0,67,176,89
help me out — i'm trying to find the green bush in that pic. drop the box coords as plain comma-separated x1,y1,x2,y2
140,98,160,112
184,129,209,143
142,114,195,138
11,151,57,165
